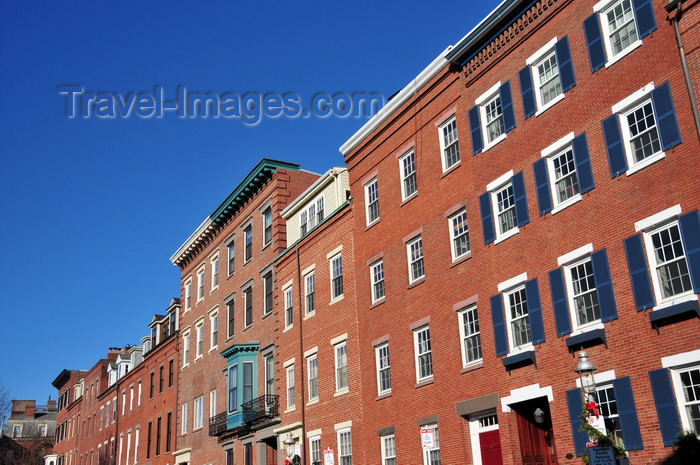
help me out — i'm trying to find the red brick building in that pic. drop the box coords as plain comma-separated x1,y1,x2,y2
169,160,317,465
274,167,363,464
340,0,700,464
1,399,57,465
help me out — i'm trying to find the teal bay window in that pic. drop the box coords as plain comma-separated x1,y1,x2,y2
222,343,259,429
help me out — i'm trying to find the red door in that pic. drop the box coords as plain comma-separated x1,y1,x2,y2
479,429,503,465
516,411,557,465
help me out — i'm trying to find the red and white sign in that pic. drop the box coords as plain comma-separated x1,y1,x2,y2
323,449,334,465
420,428,434,449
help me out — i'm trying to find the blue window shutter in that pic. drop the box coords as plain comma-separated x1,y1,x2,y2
612,377,644,450
490,295,508,357
649,368,682,447
526,279,545,345
532,159,552,216
512,171,530,227
678,210,700,292
469,105,483,155
566,388,589,456
651,82,682,151
624,234,655,311
591,249,618,323
583,14,606,73
549,268,571,337
479,192,495,245
500,81,516,133
602,114,627,178
555,35,576,92
519,66,536,119
572,133,594,194
633,0,657,39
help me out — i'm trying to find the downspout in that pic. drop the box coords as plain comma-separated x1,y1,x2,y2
667,0,700,143
295,244,307,464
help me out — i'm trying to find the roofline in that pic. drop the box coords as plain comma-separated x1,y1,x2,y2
280,166,347,218
170,158,301,266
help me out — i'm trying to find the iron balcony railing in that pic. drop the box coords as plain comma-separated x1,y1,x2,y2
209,411,228,436
242,394,279,426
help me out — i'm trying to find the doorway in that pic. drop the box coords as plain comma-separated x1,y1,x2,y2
510,397,557,465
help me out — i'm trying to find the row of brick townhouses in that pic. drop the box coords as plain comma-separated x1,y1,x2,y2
50,0,699,464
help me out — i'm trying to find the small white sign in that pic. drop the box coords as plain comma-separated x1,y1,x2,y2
323,449,334,465
421,428,434,449
587,415,607,436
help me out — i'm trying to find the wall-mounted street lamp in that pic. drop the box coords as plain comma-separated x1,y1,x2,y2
283,433,296,459
574,351,597,402
533,407,545,424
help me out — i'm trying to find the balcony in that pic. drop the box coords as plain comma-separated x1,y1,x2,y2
209,412,227,436
242,394,279,427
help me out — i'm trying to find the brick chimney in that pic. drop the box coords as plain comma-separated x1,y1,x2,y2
25,401,36,419
47,396,57,412
11,400,36,418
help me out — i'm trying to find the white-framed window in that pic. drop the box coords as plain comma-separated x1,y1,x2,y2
211,254,219,290
381,434,396,465
307,355,318,401
244,225,253,262
505,286,532,351
399,150,417,200
264,353,274,396
493,180,516,239
365,177,380,225
594,383,625,447
195,321,204,359
449,210,470,261
337,428,352,465
407,236,425,283
643,220,693,305
672,364,700,433
414,326,433,382
209,389,217,419
565,256,602,329
210,310,219,350
243,286,253,327
226,298,235,339
309,435,322,465
197,267,205,302
262,207,272,246
597,0,641,64
129,386,134,411
228,364,238,412
286,365,295,410
375,342,391,395
193,396,204,430
227,239,235,276
370,260,385,303
181,403,188,435
458,305,482,366
300,196,325,236
439,116,460,171
243,361,253,404
184,279,192,311
284,285,293,328
330,254,343,300
305,272,315,315
422,424,441,465
476,83,507,151
335,342,348,392
182,331,190,367
263,271,273,315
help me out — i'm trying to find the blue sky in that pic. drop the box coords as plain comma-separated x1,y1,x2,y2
0,0,501,405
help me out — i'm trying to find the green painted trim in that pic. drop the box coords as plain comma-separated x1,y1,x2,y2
221,342,260,359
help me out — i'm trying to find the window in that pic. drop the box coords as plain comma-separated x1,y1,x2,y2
399,150,417,200
139,379,143,403
308,355,318,401
227,240,235,276
244,225,252,262
491,277,545,357
414,326,433,382
305,272,315,315
381,435,396,465
300,197,325,236
263,207,272,246
568,259,600,326
671,365,700,434
286,365,295,409
309,436,322,465
316,197,325,224
155,417,161,456
184,279,192,311
595,384,624,446
129,387,134,410
520,36,575,118
448,210,470,261
480,171,529,244
195,322,204,358
331,254,343,299
458,305,482,366
300,210,308,236
13,425,21,438
181,403,188,434
365,178,380,225
584,0,656,72
244,443,253,465
284,286,293,328
193,396,203,430
335,342,348,391
165,412,171,452
422,425,441,465
604,82,681,177
624,208,698,312
210,312,218,349
375,343,391,395
168,360,174,387
533,133,594,215
210,389,217,419
197,267,205,302
225,449,233,465
338,429,352,465
370,260,385,303
506,287,531,350
439,116,460,171
226,298,234,338
469,81,515,154
243,362,253,403
228,365,238,412
407,236,424,283
244,286,253,327
264,353,274,396
263,271,273,315
211,256,219,290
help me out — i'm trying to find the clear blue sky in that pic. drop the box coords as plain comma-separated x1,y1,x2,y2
0,0,501,405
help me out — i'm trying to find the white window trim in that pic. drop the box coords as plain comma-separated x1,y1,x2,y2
557,243,594,266
380,434,396,465
184,278,192,312
564,256,605,334
458,304,483,368
448,209,470,261
468,412,499,465
421,423,440,465
193,395,204,431
370,260,385,303
194,319,204,360
496,277,533,355
307,354,319,404
210,252,220,292
593,0,644,68
196,266,205,303
634,204,681,232
334,341,349,394
181,403,188,435
527,37,566,116
438,115,460,172
283,283,294,330
336,427,352,464
413,325,433,383
364,177,380,226
490,178,519,244
475,81,506,152
540,132,582,214
329,253,344,303
406,236,425,284
181,330,191,367
398,149,417,201
497,273,528,293
375,342,391,396
308,434,322,465
304,270,316,317
209,307,219,352
285,364,296,412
